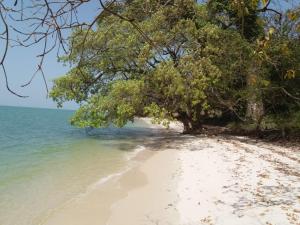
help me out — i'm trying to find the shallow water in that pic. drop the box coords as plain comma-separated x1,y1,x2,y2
0,106,158,225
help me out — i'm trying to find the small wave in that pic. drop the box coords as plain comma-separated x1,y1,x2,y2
38,144,148,224
126,145,146,160
80,144,147,197
85,169,129,194
86,144,147,191
38,168,132,225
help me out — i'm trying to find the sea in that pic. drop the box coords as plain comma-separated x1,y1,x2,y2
0,105,161,225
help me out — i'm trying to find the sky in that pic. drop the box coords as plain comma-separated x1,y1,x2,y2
0,0,100,109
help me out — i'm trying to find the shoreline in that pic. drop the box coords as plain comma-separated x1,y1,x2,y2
42,120,300,225
41,119,181,225
42,143,159,225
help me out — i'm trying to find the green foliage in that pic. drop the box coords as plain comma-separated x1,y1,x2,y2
257,10,300,130
50,0,243,132
70,80,144,128
207,0,264,40
50,0,300,134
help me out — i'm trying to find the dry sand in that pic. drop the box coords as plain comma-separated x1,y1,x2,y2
43,120,300,225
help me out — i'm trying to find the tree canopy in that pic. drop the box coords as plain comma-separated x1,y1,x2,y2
50,0,300,134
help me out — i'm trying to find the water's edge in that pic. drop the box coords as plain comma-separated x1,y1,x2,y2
0,106,170,225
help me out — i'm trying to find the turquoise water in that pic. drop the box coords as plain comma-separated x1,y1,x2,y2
0,106,157,225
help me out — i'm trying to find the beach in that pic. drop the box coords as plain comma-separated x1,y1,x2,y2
0,108,299,225
1,0,300,224
43,120,300,225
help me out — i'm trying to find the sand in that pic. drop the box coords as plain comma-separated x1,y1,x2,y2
43,121,300,225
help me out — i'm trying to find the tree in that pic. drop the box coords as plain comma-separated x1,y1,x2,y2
0,0,297,95
0,0,292,97
207,0,300,131
260,8,300,134
0,0,131,97
50,0,248,133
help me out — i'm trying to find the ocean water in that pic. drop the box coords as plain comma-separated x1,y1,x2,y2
0,106,158,225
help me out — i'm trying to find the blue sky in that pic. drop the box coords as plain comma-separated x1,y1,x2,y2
0,42,74,109
0,0,99,109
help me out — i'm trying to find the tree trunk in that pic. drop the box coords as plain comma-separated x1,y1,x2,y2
182,119,194,134
177,112,202,134
246,91,264,123
246,67,264,127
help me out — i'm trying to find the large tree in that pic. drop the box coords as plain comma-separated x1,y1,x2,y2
50,0,248,133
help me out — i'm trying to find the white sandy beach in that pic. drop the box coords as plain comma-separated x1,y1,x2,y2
43,121,300,225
